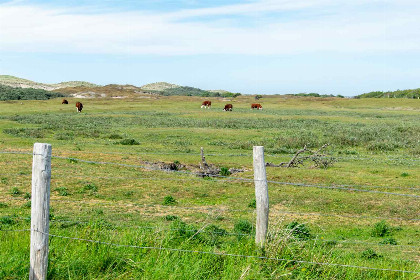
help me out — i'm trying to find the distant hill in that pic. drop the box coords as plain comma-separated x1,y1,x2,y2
140,82,181,91
0,75,98,91
356,88,420,99
141,82,241,97
0,75,240,98
0,84,66,101
54,84,148,99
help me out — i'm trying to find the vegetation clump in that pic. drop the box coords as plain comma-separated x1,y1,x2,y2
0,84,66,100
285,221,312,240
248,199,256,209
163,195,177,205
361,248,382,259
10,187,21,196
234,219,253,235
117,139,140,145
371,221,391,237
356,88,420,99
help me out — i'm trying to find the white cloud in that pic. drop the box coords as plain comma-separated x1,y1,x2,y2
0,0,420,55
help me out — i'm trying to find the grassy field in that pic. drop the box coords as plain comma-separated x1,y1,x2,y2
0,95,419,279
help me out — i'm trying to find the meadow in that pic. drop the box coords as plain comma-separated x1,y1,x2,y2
0,95,419,279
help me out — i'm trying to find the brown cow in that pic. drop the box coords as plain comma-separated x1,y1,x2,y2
75,102,83,112
251,103,263,110
62,99,68,104
201,100,211,109
223,104,233,111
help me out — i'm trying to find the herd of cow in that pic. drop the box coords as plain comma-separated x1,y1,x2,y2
201,100,262,111
61,99,262,113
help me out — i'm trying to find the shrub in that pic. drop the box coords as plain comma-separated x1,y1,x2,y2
118,139,140,145
379,237,398,245
371,221,391,237
82,184,98,193
23,201,31,208
163,195,177,205
10,187,21,196
164,215,179,221
248,199,256,209
68,158,78,164
285,221,312,240
0,202,8,208
361,249,382,259
234,220,253,234
123,191,134,197
0,217,15,225
400,172,409,177
201,224,228,246
23,192,31,200
55,187,70,196
220,167,231,176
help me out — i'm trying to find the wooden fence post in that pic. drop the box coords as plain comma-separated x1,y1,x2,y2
29,143,52,280
253,146,269,248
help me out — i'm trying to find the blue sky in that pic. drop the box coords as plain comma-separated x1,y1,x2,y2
1,0,420,96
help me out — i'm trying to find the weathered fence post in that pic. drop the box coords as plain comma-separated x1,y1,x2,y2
253,146,269,248
29,143,52,280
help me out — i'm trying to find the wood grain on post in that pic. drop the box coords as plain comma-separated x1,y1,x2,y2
253,146,269,248
29,143,52,280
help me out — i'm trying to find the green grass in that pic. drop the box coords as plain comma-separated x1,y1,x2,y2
0,95,419,279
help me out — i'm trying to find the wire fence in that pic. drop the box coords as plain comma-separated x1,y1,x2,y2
2,172,420,193
1,149,419,275
2,152,419,198
2,220,419,251
1,149,419,163
23,229,419,274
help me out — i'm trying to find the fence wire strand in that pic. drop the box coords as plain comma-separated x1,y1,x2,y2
1,151,419,197
31,229,420,274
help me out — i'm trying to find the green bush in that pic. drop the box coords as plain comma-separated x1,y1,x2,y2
371,221,391,237
10,187,21,196
163,196,177,205
379,237,398,245
285,221,312,240
82,184,98,193
248,199,256,209
56,187,70,196
164,215,179,221
361,248,382,259
0,217,15,225
234,220,253,234
117,139,140,145
219,167,231,176
0,84,66,100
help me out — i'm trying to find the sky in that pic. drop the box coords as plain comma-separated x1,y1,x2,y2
1,0,420,96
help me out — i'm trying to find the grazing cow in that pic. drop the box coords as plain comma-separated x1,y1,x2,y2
251,103,263,110
75,102,83,112
62,99,68,104
223,104,233,111
201,100,211,109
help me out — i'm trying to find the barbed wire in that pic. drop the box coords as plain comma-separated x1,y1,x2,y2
2,215,418,249
0,228,30,232
42,155,420,198
33,229,420,274
2,172,418,193
1,152,419,196
2,150,419,163
1,195,418,222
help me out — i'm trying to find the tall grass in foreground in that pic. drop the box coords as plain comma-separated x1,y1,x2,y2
0,218,418,279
